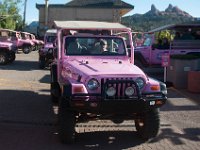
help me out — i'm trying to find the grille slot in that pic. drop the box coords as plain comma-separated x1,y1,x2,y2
101,78,141,100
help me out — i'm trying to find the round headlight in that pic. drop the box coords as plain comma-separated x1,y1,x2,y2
135,77,145,89
125,86,135,96
106,87,116,97
87,79,99,90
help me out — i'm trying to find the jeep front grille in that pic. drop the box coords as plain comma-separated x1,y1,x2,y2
101,78,141,100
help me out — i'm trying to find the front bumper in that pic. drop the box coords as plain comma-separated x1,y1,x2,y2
67,92,167,114
39,48,54,56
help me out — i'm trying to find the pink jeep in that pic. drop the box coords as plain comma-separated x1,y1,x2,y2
28,33,40,51
0,41,17,65
27,33,44,51
50,21,167,143
0,29,34,54
134,24,200,68
20,32,35,54
38,29,57,69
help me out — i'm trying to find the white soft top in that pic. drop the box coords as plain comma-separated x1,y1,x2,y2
0,28,16,32
54,21,130,30
149,24,200,33
46,29,57,34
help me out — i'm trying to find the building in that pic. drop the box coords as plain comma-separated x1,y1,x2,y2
36,0,134,37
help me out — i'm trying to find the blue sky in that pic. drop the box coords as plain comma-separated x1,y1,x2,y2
20,0,200,24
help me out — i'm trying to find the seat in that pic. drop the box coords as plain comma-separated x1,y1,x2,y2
67,39,82,54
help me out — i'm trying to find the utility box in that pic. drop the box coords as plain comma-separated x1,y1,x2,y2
188,71,200,93
167,57,200,89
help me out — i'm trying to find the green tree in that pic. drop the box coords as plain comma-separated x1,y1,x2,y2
0,0,22,30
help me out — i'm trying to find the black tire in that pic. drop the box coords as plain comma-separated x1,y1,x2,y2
39,56,46,69
50,82,60,103
135,109,160,140
50,65,60,103
0,52,9,65
23,46,30,54
8,52,16,63
58,97,76,144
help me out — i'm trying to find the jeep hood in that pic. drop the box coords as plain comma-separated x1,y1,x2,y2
0,41,13,48
63,58,145,78
45,43,54,48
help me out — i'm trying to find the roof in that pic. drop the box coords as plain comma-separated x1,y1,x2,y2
54,21,130,30
149,24,200,33
46,29,57,34
0,28,15,32
66,0,134,9
36,0,134,9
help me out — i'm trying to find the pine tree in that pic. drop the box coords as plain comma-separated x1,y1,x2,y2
0,0,23,30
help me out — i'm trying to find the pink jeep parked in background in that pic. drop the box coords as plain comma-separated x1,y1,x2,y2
0,29,34,54
20,32,35,54
38,29,57,69
29,33,43,51
134,24,200,68
0,41,17,65
50,21,167,143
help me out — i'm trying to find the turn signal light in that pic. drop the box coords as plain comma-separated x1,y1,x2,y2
150,85,160,91
73,87,84,93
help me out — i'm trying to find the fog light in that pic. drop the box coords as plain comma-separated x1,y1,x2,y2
125,87,135,96
106,87,116,97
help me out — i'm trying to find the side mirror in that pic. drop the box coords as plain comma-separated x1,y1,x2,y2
53,42,57,47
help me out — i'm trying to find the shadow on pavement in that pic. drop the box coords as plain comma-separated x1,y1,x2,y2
0,88,199,149
0,60,42,71
149,127,200,145
39,74,51,84
161,88,200,111
0,90,56,125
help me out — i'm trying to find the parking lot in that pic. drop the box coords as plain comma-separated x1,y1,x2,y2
0,51,200,150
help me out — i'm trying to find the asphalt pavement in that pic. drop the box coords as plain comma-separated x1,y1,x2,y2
0,51,200,150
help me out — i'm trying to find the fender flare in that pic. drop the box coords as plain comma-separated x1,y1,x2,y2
22,43,32,48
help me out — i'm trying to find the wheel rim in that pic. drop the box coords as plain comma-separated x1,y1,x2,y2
23,48,29,53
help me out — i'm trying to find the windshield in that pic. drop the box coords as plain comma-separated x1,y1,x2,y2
46,35,57,43
21,33,26,39
64,36,126,56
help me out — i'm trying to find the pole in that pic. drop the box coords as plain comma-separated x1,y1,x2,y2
23,0,27,29
45,0,49,26
164,67,167,83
